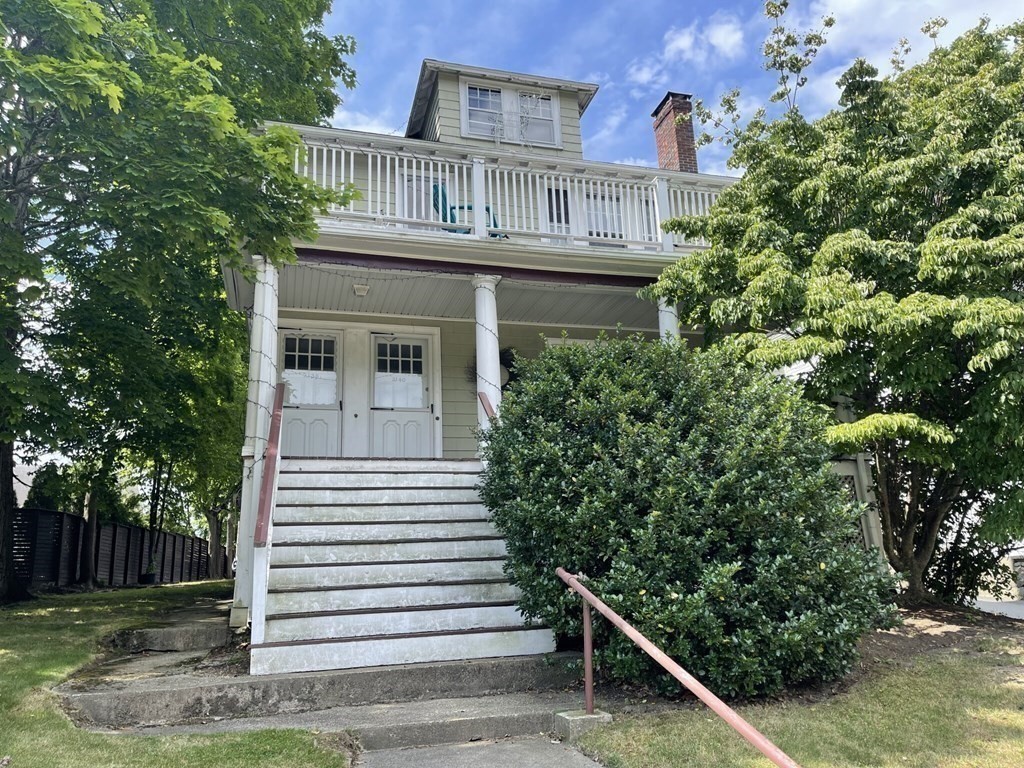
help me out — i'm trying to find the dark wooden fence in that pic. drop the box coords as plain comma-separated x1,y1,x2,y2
13,508,228,590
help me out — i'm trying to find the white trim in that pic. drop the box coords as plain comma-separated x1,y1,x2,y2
275,318,444,459
544,336,598,347
459,77,563,149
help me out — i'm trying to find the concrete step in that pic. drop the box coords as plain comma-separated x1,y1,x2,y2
272,519,496,544
280,459,483,474
250,627,556,675
123,692,585,750
265,603,528,643
269,538,506,566
268,557,507,589
278,472,479,490
266,581,518,615
59,653,579,729
274,502,489,524
276,487,480,506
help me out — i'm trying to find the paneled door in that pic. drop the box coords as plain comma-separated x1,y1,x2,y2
279,333,342,457
369,335,433,458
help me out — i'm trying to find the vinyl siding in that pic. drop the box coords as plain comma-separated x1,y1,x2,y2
429,72,586,160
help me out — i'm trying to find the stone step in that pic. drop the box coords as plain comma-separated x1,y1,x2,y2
276,487,480,506
265,603,528,643
272,519,497,544
250,627,556,675
280,459,483,474
277,471,480,490
61,654,578,730
274,502,489,524
268,557,507,589
266,580,518,615
122,692,586,750
269,538,506,566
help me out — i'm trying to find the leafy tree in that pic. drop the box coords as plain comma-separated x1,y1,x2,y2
649,13,1024,603
480,338,894,697
0,0,351,600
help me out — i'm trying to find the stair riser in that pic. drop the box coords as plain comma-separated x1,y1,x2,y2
280,459,482,473
274,503,489,524
266,582,519,614
277,472,479,490
272,520,497,544
270,539,506,566
268,559,506,589
250,629,556,675
276,488,480,506
265,605,528,643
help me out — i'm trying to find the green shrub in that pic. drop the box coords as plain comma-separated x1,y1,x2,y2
479,337,895,698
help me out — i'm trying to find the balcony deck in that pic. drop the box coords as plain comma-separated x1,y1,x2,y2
283,123,734,262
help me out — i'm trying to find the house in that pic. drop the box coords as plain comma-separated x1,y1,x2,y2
224,59,734,675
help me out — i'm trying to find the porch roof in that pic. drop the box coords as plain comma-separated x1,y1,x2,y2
232,261,663,331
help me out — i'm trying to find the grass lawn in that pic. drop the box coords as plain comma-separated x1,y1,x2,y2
581,611,1024,768
0,582,350,768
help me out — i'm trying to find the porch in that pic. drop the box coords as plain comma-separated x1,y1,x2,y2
282,123,732,253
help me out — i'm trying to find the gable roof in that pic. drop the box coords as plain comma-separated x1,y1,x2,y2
406,59,599,139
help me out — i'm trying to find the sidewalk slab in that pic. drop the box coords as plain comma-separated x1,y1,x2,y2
127,691,585,750
358,736,599,767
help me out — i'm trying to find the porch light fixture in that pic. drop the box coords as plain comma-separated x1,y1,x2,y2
353,284,370,297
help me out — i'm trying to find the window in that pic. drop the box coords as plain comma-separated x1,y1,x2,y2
373,338,427,409
467,85,502,138
517,92,555,144
461,79,561,147
283,335,335,372
585,193,624,239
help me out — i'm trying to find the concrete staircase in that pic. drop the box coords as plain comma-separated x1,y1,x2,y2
250,459,555,675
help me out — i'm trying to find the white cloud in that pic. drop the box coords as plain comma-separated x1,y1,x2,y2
705,15,745,60
613,156,657,168
586,105,629,153
663,23,700,63
331,107,403,135
626,59,667,87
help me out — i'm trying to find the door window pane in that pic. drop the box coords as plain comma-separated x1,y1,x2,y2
374,338,427,409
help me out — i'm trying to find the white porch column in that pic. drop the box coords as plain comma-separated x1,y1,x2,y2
231,256,279,628
472,274,502,432
658,298,681,341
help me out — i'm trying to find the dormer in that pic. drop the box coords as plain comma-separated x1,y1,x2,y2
405,60,598,160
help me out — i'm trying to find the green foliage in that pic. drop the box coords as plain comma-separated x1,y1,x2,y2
925,504,1016,606
650,15,1024,602
480,337,894,697
0,0,356,598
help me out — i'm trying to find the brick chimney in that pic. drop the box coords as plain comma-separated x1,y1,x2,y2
652,91,698,174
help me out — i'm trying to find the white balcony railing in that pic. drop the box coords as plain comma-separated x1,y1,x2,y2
288,125,733,251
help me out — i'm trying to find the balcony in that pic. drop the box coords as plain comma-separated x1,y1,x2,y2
286,124,733,256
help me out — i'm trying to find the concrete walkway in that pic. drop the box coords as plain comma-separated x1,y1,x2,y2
975,600,1024,620
358,737,598,767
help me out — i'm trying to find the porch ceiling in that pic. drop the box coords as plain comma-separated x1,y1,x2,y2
277,263,659,330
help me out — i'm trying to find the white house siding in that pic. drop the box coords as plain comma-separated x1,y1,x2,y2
278,309,631,459
430,72,585,159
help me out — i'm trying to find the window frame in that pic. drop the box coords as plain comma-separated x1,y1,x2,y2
459,77,563,149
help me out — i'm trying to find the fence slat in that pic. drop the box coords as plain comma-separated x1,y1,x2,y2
12,510,227,589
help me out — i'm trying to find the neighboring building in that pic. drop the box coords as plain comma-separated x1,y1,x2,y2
225,60,734,674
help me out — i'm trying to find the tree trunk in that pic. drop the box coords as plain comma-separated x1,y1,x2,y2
78,489,99,587
146,458,164,569
0,440,30,602
205,509,223,579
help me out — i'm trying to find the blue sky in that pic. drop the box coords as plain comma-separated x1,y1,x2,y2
325,1,1020,175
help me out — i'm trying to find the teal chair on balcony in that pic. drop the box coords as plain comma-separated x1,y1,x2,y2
432,183,507,237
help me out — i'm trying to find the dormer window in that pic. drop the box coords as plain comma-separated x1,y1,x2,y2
461,78,561,148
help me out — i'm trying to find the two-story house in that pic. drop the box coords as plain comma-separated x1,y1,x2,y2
225,60,734,675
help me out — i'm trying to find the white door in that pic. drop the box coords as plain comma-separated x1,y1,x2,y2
370,335,433,458
280,333,342,457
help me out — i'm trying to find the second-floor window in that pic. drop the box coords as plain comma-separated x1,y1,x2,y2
462,80,561,147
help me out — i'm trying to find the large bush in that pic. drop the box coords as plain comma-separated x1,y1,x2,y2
480,337,894,697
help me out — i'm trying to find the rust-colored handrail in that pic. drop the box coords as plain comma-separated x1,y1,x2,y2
478,391,496,420
254,384,285,548
556,568,801,768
